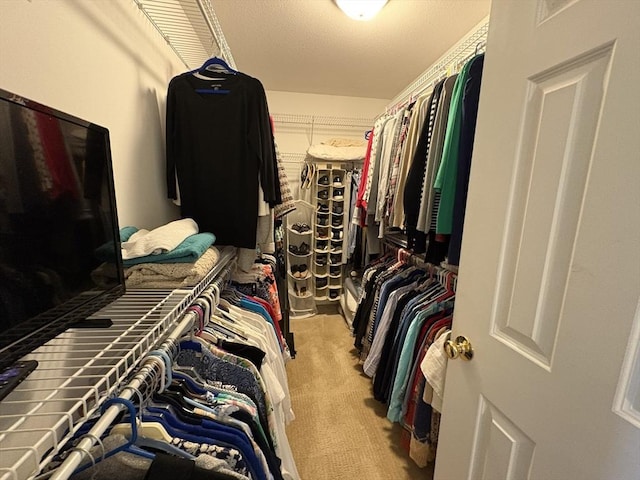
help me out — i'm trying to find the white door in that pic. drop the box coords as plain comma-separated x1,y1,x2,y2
435,0,640,479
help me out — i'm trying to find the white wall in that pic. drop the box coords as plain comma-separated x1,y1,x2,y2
0,1,390,226
267,90,387,152
266,90,388,195
0,0,184,229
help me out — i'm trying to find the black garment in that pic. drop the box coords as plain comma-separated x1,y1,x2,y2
448,54,485,265
220,340,266,369
404,79,445,252
229,408,284,480
353,267,387,351
143,452,236,480
166,72,280,248
424,230,450,265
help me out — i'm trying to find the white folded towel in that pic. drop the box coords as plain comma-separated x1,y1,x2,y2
121,218,198,260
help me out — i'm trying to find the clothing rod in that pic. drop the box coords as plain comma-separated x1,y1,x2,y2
45,251,236,480
48,309,197,480
195,0,237,69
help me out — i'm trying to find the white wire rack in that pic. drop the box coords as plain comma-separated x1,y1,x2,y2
279,152,307,165
132,0,236,70
0,246,236,480
272,113,374,129
385,16,490,113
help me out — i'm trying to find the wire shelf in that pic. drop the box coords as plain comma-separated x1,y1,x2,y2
385,16,490,112
132,0,236,70
0,246,236,480
272,113,374,129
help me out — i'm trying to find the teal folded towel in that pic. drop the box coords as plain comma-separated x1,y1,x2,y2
95,227,215,266
122,231,216,266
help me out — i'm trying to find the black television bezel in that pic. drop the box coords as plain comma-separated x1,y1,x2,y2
0,87,126,370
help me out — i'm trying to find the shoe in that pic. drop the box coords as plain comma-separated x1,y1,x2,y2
318,175,330,186
315,255,327,266
288,244,299,255
330,265,341,276
316,240,328,251
292,264,308,278
317,204,329,214
332,217,342,227
316,278,328,288
332,205,344,215
333,175,343,186
298,242,310,255
333,188,344,200
317,227,329,239
292,222,310,233
317,216,329,226
299,286,308,295
330,253,341,265
331,230,343,240
318,189,329,200
329,290,339,299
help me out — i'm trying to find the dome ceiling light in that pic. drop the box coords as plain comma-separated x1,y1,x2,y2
335,0,389,21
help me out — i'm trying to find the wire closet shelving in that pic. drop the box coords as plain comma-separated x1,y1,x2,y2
385,16,490,112
0,247,236,480
132,0,236,70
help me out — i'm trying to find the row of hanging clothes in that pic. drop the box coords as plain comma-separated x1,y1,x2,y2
354,52,485,266
352,246,457,468
42,274,300,480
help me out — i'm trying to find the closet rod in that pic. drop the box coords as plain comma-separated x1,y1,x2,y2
48,311,197,480
194,0,237,69
49,259,237,480
385,16,490,113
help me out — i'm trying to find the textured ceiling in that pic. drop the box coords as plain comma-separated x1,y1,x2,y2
212,0,491,100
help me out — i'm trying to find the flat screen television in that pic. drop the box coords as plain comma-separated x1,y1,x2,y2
0,88,125,371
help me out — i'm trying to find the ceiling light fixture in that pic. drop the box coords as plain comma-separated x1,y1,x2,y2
335,0,389,21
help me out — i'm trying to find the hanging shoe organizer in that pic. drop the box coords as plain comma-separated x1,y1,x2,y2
285,200,317,318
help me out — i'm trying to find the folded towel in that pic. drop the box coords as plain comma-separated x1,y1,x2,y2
125,247,220,288
122,232,215,266
121,218,198,260
120,226,138,242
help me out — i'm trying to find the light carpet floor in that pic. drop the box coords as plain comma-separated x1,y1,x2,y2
285,312,434,480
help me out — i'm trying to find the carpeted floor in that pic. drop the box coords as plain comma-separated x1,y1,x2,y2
285,311,434,480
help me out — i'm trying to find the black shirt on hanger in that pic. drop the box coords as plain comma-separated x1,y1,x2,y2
166,72,281,249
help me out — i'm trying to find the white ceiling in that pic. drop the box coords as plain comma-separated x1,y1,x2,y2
212,0,491,100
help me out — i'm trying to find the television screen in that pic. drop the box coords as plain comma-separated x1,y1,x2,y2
0,88,125,370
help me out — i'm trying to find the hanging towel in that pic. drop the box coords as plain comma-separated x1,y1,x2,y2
121,218,199,260
420,330,450,413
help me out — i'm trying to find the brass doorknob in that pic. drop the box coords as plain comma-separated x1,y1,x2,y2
444,335,473,361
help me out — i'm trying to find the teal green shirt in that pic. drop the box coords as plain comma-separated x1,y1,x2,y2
434,58,476,234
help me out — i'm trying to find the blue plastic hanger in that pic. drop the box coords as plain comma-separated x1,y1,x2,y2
189,56,236,94
72,398,154,475
198,56,237,75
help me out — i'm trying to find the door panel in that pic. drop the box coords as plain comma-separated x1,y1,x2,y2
435,0,640,478
469,396,535,480
493,43,614,369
